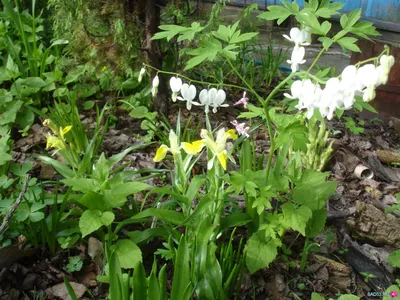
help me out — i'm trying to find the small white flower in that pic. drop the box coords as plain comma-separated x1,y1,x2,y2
287,46,306,73
283,27,311,47
199,89,212,114
379,55,395,84
169,77,183,102
357,64,381,102
209,88,229,113
284,80,303,99
152,75,159,97
138,68,146,83
319,78,341,120
177,83,198,110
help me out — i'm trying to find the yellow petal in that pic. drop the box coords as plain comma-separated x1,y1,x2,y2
46,135,64,150
217,150,227,170
62,126,72,134
153,145,169,162
181,140,205,155
225,129,238,141
169,130,180,154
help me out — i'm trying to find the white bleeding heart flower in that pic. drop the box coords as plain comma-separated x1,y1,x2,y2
169,77,183,102
209,88,229,113
284,80,303,99
283,27,311,47
379,55,395,84
177,83,198,110
152,75,159,97
287,46,306,73
138,68,146,83
199,89,212,114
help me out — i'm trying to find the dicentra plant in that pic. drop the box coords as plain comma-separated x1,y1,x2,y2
141,0,393,284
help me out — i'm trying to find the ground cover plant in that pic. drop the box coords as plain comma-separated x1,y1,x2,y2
0,0,399,299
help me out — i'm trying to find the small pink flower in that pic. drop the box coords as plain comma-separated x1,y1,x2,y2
234,92,249,108
231,120,250,138
390,290,398,298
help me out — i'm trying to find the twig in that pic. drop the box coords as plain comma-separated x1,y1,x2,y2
0,174,30,236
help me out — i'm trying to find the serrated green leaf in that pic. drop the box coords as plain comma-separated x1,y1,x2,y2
230,32,258,44
282,203,312,236
258,6,291,24
245,231,281,273
337,37,360,52
305,209,327,238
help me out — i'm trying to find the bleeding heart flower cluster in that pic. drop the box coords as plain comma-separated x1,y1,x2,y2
167,76,229,113
285,55,395,120
283,27,311,73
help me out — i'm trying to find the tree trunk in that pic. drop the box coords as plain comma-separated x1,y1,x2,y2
128,0,169,117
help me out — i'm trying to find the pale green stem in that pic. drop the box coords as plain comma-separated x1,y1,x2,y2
307,48,325,73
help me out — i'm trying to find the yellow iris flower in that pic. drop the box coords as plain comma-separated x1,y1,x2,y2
43,119,72,151
183,128,237,170
154,130,182,162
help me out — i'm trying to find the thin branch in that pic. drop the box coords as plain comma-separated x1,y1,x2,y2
0,174,30,236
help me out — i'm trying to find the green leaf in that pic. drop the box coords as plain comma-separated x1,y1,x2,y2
258,6,292,25
220,212,252,231
344,9,361,29
282,203,312,236
105,182,152,208
127,228,170,244
131,208,184,225
37,155,75,179
129,106,148,119
229,32,258,44
0,134,12,166
132,261,147,300
185,40,222,70
387,250,400,267
245,231,281,273
337,37,360,52
148,261,161,300
79,210,115,237
63,277,79,300
292,180,337,211
18,77,47,88
114,239,142,269
186,175,206,205
315,1,344,18
383,285,400,300
337,295,360,300
305,209,327,238
62,178,99,193
311,292,325,300
53,87,69,97
320,21,332,35
83,101,95,110
171,235,191,300
0,101,23,126
10,162,33,177
152,22,204,42
79,190,107,211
